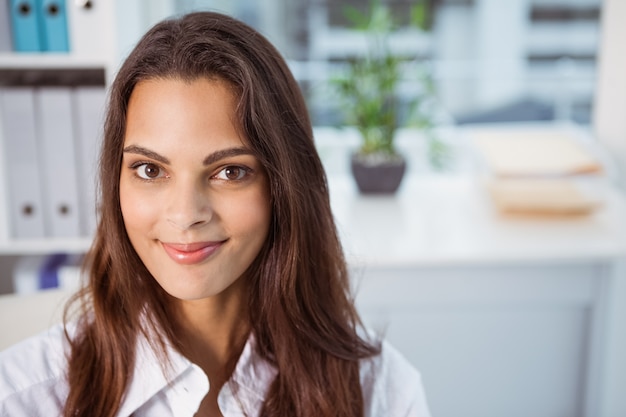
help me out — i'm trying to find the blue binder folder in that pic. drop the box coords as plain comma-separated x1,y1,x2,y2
37,0,68,51
8,0,41,51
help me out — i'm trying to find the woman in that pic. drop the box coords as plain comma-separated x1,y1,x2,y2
0,12,430,417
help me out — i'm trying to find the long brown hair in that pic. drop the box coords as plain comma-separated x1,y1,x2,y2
64,11,380,417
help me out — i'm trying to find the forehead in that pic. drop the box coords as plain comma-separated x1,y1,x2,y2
127,77,238,119
124,77,247,151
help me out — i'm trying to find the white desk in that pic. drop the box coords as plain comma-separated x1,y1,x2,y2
332,175,626,267
318,125,626,417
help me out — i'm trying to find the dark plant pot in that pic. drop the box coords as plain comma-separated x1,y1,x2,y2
350,153,407,194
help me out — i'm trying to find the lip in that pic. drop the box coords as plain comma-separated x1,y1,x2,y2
160,241,225,265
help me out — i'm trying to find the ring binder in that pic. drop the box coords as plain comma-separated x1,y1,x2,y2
37,0,69,52
36,87,81,238
73,86,106,236
67,0,115,57
0,0,12,51
8,0,42,52
0,87,47,239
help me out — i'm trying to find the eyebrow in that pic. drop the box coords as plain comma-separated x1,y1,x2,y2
123,145,170,164
202,147,254,166
122,145,254,166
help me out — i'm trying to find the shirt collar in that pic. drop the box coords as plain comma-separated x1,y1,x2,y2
218,333,278,414
116,330,277,416
115,331,197,417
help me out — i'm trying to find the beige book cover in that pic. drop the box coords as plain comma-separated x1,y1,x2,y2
487,178,602,215
473,131,603,177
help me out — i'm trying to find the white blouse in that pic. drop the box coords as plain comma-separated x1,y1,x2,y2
0,324,431,416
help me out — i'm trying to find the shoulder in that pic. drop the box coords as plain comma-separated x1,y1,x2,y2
0,324,70,416
360,340,431,417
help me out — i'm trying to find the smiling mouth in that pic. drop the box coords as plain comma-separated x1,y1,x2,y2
160,241,225,265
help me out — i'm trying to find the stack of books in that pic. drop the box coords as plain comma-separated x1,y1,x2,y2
472,128,604,215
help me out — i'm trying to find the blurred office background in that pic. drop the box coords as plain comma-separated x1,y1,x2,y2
123,0,601,128
2,1,626,417
115,3,626,417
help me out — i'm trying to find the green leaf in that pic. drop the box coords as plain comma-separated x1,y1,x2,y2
410,2,428,30
343,5,369,30
330,0,438,156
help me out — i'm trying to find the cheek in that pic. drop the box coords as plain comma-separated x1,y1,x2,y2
119,181,156,236
228,188,272,239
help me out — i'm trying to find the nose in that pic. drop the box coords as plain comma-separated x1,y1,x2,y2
165,178,212,231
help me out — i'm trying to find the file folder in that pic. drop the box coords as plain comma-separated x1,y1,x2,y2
1,0,12,51
8,0,42,52
37,0,69,52
0,87,46,238
36,87,81,237
39,252,67,289
67,0,114,57
12,253,79,294
73,86,106,236
12,254,46,294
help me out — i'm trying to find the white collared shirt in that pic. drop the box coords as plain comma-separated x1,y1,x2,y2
0,324,431,416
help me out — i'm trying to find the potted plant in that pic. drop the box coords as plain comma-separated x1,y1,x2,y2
332,0,437,193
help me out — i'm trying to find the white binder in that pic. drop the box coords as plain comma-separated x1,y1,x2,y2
66,0,115,57
57,253,84,291
12,255,47,294
0,0,11,52
0,87,46,239
72,86,106,236
36,87,81,238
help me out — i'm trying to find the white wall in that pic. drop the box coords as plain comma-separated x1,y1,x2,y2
594,0,626,188
593,3,626,415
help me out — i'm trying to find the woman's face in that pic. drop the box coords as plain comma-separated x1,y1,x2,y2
120,77,271,302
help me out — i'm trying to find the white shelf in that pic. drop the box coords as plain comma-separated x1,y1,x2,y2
527,22,600,56
309,28,432,60
0,237,92,256
530,0,599,6
0,53,110,70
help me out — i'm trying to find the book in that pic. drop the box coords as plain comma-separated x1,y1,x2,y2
471,128,605,215
487,178,601,215
473,131,603,177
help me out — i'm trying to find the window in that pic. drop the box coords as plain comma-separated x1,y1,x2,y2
164,0,602,126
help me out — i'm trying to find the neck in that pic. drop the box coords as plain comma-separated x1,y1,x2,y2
173,278,250,388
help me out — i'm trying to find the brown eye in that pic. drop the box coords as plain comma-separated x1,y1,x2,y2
136,163,164,179
216,165,249,181
225,167,242,180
